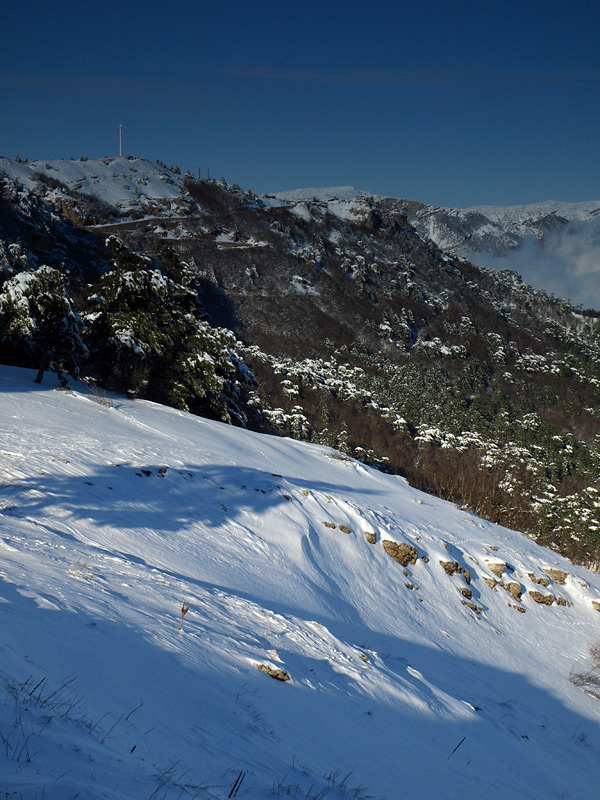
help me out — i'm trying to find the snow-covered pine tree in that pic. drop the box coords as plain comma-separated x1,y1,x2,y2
85,239,254,422
0,265,87,383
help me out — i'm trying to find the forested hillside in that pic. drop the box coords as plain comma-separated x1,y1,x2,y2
2,156,600,565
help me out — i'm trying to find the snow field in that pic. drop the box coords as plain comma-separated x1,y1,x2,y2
0,366,600,798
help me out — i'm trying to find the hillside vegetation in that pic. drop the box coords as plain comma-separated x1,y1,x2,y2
1,156,600,565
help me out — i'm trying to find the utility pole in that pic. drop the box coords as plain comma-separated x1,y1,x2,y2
119,124,123,157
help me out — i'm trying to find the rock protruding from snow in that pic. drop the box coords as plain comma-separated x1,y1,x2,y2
382,540,419,565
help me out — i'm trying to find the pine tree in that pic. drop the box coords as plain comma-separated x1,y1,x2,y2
85,239,254,422
0,265,87,383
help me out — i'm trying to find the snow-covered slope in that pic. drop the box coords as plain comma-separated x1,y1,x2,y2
272,186,373,203
3,151,598,306
2,366,600,798
467,199,600,226
0,156,187,218
268,184,600,307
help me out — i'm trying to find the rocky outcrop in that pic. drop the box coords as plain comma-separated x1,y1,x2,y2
461,600,482,613
504,581,522,602
383,541,419,566
529,590,554,606
545,569,568,585
257,664,291,681
527,572,550,587
440,560,461,576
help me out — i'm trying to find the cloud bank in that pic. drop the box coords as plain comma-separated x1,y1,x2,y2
474,220,600,309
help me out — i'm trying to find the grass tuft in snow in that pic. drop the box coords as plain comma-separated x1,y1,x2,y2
570,642,600,702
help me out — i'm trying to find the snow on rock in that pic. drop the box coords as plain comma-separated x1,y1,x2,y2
0,364,600,798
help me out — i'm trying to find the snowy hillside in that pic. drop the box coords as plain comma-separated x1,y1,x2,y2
466,199,600,226
269,184,600,308
2,366,600,799
0,156,188,218
272,187,373,203
2,152,598,307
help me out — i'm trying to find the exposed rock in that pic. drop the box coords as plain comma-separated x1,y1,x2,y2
487,545,499,551
488,562,506,578
422,556,429,563
510,604,526,613
529,590,554,606
338,525,351,534
405,583,415,590
463,569,471,584
459,587,472,599
555,597,568,607
504,581,522,602
483,576,496,590
527,572,550,586
545,568,568,585
257,664,291,681
359,653,369,663
364,531,377,544
383,541,419,566
461,600,481,613
440,560,461,576
592,600,600,612
322,521,336,529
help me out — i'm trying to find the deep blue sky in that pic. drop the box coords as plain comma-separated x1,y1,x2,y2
2,0,599,206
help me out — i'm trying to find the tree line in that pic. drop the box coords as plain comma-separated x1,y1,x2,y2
0,237,254,424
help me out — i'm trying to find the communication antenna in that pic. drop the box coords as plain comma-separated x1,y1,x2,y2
119,124,123,157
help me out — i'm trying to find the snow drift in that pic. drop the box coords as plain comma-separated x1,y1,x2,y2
1,365,600,798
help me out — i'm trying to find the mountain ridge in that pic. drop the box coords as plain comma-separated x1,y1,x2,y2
2,155,600,569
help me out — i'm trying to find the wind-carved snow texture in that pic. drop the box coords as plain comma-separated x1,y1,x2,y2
1,364,600,798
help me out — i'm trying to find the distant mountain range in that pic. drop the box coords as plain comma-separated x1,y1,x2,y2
1,155,600,567
273,184,600,308
393,197,600,308
3,155,597,307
